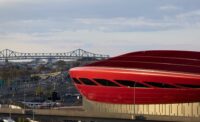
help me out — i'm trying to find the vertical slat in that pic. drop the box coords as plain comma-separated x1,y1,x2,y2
83,98,200,118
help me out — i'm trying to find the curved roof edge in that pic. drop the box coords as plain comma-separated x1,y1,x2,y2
87,50,200,75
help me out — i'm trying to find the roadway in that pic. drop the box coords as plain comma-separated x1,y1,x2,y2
0,106,199,122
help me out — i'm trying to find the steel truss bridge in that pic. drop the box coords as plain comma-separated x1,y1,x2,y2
0,49,109,62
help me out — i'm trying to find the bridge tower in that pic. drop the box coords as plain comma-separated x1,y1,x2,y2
47,58,54,64
5,58,8,63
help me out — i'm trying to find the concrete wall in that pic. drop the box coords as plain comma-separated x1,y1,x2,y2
83,97,200,118
0,108,24,114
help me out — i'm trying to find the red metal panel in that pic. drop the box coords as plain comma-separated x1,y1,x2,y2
69,50,200,104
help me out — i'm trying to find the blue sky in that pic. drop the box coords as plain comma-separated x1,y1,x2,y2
0,0,200,56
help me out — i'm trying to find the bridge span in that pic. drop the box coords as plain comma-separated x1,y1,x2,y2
0,49,109,62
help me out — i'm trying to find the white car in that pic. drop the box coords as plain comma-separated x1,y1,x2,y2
0,118,15,122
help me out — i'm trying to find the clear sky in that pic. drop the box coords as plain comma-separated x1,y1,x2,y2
0,0,200,56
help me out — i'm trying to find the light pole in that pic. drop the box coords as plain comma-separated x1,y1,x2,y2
23,82,26,110
32,107,34,121
134,82,136,114
9,99,11,119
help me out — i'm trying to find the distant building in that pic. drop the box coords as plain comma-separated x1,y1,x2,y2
0,79,5,87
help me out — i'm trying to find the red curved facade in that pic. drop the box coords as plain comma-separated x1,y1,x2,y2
69,50,200,104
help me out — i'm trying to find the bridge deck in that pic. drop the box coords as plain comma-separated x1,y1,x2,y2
0,106,199,122
0,49,109,61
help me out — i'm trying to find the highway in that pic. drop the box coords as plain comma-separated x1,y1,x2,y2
0,106,199,122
